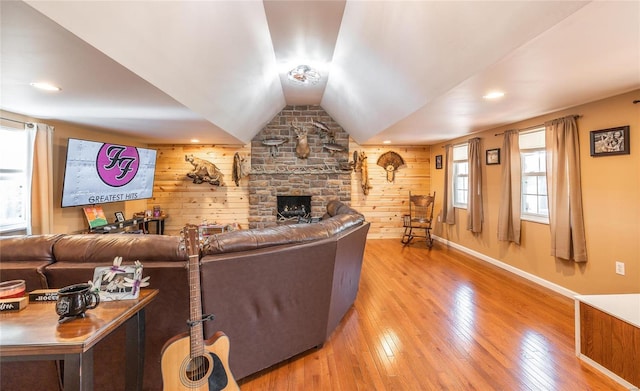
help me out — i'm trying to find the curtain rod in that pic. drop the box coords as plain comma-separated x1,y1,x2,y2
494,114,582,136
0,117,34,127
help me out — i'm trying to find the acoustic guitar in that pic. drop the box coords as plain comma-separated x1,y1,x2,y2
161,224,239,391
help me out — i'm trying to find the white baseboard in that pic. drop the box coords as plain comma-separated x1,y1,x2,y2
431,235,578,299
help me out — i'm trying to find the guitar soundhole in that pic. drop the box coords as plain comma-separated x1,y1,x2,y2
186,355,210,381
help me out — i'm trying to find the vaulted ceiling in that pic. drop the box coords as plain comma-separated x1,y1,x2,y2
1,1,639,145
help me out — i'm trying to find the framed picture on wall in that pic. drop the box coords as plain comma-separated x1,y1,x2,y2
435,155,443,169
590,126,630,157
486,148,500,165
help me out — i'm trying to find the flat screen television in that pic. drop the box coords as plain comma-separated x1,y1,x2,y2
61,138,157,208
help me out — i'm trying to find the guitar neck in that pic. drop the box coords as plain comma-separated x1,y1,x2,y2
183,225,205,358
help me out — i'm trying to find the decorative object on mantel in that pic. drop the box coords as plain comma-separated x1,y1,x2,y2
292,119,310,159
262,137,288,157
377,151,405,182
185,154,225,186
360,151,372,195
232,152,248,186
590,125,630,157
251,163,345,174
90,257,150,301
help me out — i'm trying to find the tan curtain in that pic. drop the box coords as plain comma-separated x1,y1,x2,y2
545,116,587,262
467,138,483,233
442,144,455,225
497,130,521,244
29,123,54,234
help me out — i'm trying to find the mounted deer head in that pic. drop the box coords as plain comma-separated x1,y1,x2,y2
292,119,310,159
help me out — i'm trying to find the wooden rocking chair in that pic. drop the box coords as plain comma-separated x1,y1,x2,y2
401,191,435,248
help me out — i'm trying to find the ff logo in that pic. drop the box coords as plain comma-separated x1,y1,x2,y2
96,144,139,187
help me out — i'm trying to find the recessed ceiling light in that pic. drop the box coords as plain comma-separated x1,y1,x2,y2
30,82,61,91
383,140,391,144
483,91,505,100
190,139,200,143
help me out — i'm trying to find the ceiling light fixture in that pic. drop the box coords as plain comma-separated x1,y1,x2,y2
483,91,505,100
287,65,320,85
30,82,61,91
383,140,391,144
190,139,200,143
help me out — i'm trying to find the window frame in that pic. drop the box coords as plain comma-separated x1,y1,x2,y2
452,143,469,209
519,128,549,224
0,125,31,233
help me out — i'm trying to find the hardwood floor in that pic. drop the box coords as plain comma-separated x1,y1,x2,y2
237,239,624,390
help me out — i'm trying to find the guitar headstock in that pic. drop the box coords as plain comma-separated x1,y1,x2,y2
180,224,200,258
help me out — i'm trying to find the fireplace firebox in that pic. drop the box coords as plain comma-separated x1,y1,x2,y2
277,195,311,222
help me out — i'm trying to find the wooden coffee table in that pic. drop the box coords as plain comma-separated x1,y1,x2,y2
0,289,158,391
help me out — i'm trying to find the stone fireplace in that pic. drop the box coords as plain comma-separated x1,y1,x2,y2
248,106,352,228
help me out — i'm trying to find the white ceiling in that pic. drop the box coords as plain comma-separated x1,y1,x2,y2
1,1,639,145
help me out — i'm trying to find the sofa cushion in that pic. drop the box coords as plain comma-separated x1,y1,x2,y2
317,213,364,236
52,234,187,263
326,200,362,217
0,234,64,291
203,200,365,256
203,223,331,255
0,234,64,263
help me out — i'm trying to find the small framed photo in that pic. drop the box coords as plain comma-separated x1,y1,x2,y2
92,265,140,301
590,126,630,157
486,148,500,165
114,211,125,223
435,155,443,169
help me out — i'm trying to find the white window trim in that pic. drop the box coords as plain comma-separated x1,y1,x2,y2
452,143,469,209
0,125,33,233
519,127,549,225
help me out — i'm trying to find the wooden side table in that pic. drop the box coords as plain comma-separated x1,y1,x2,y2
135,215,168,235
0,289,158,391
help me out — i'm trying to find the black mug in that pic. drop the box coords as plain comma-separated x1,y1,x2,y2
55,283,100,321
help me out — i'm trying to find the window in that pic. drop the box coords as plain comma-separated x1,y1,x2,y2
452,143,469,208
520,128,548,223
0,126,30,233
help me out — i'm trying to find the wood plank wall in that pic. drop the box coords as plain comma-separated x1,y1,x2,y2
146,144,250,236
147,142,430,238
350,141,431,239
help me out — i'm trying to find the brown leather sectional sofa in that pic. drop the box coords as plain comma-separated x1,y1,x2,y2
0,200,369,390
